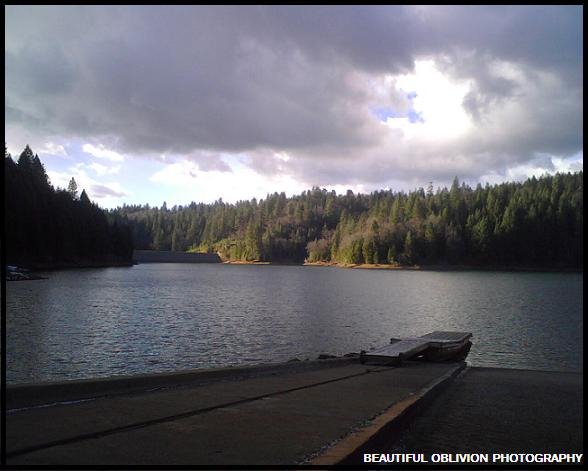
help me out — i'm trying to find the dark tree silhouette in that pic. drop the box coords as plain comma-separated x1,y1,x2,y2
5,146,134,268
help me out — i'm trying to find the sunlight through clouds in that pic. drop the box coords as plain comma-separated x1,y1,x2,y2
149,160,307,205
384,60,473,140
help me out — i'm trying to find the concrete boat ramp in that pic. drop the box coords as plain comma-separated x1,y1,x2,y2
6,358,465,465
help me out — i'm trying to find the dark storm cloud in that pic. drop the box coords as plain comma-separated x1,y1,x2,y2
431,6,582,84
6,6,381,154
5,5,582,186
5,44,75,95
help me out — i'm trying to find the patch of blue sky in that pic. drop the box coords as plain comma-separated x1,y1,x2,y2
407,109,424,123
122,160,171,206
371,106,405,122
36,140,87,174
371,104,424,124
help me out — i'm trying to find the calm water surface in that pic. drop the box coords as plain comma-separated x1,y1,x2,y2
6,264,583,384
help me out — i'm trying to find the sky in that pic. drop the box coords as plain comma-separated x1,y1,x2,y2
5,5,583,209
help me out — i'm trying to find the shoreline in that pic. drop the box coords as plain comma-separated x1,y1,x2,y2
307,261,583,273
221,259,582,273
10,256,582,273
221,260,271,265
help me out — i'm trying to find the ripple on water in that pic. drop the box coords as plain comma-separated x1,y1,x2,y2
5,265,583,383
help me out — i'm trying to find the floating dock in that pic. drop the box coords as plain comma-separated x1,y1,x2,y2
361,331,472,365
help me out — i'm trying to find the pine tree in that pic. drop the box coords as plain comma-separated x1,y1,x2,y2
6,146,134,267
404,231,415,265
30,154,50,189
387,245,397,264
17,145,34,171
68,178,78,200
80,189,91,205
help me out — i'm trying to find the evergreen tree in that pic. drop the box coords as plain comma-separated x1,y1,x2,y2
403,231,415,264
107,170,582,269
80,189,91,205
5,145,134,267
68,178,78,200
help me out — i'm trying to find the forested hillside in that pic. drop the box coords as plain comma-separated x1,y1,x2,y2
114,172,583,269
5,146,134,268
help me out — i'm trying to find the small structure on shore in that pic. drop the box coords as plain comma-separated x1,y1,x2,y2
360,331,472,365
132,250,221,264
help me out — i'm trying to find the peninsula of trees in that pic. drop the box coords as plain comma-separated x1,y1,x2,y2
5,146,133,269
115,171,583,270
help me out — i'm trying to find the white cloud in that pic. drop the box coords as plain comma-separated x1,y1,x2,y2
323,183,369,195
88,162,121,176
82,143,125,162
552,153,584,173
47,166,130,207
479,152,584,186
150,159,307,204
150,161,200,187
41,141,68,157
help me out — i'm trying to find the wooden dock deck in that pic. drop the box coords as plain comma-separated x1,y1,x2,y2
361,331,472,365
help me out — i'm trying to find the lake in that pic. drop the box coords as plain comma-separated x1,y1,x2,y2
6,264,583,384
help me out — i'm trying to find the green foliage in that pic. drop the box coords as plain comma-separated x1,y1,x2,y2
306,238,331,262
387,245,397,264
403,231,415,265
110,172,582,269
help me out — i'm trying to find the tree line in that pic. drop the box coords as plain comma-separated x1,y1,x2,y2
5,145,134,268
114,171,583,269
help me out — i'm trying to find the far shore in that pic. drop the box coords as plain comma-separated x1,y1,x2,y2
303,261,418,270
222,260,271,265
220,259,582,273
10,255,581,274
306,261,583,272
